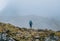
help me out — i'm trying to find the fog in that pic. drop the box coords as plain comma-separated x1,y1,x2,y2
0,0,60,31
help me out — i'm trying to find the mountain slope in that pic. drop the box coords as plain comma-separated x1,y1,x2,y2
0,15,60,31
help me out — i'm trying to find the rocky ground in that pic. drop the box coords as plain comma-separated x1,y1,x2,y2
0,22,60,41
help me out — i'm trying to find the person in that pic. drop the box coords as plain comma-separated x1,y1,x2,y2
29,20,33,29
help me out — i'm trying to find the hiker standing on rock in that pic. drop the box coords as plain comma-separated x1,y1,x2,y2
29,20,33,29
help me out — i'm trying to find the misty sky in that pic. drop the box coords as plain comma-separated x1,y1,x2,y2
0,0,60,18
0,0,60,30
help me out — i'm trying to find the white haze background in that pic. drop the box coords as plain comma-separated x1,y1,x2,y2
0,0,60,31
